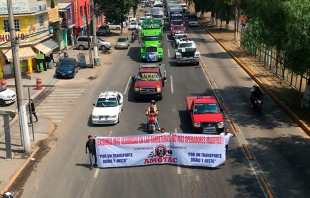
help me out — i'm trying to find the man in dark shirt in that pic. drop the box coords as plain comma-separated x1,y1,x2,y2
85,135,97,170
28,99,38,124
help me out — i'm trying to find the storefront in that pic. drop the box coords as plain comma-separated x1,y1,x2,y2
33,39,59,70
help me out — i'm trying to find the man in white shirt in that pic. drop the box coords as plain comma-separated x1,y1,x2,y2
220,128,235,165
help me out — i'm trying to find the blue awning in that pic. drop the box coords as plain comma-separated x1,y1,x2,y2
42,40,59,50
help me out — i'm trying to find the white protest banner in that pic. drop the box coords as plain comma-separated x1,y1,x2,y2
96,133,225,168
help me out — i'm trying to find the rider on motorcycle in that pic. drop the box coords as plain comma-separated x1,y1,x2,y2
250,85,264,107
145,101,160,130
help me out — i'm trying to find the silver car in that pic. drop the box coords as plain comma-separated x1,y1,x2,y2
115,37,130,49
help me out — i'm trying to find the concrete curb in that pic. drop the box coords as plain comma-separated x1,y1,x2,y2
0,119,55,195
198,19,310,136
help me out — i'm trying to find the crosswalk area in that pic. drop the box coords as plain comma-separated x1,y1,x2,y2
36,88,85,123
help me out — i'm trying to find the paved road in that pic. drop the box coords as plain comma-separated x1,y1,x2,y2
17,11,310,198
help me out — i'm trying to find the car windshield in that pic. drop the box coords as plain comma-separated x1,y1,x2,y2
140,17,145,21
131,22,137,25
146,13,151,16
0,86,6,92
194,103,219,114
95,98,117,107
59,60,74,67
98,38,105,42
173,26,183,30
137,72,160,81
172,21,183,25
153,15,162,18
179,43,193,48
175,34,186,39
144,36,159,41
118,38,127,42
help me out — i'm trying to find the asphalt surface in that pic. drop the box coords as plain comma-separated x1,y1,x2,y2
17,10,310,198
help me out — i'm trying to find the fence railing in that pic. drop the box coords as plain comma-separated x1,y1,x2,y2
239,32,309,93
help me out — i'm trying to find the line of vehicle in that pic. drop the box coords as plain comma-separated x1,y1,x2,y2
124,76,132,95
170,75,174,93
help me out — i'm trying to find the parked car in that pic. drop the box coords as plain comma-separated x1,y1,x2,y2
96,24,110,36
91,91,124,125
107,23,121,30
145,1,151,7
0,86,16,106
115,37,130,49
76,36,112,50
55,58,78,79
139,16,146,25
129,21,139,30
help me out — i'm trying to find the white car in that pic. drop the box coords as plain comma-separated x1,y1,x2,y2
139,16,146,25
107,23,122,30
129,21,139,30
0,86,16,106
145,13,152,19
92,91,123,125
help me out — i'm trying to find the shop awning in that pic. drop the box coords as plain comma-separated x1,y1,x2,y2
42,40,59,50
2,47,36,62
33,43,53,55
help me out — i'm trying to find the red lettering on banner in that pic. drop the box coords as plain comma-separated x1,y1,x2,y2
139,136,143,143
121,137,140,145
144,136,151,143
97,138,112,146
205,137,223,144
161,135,170,142
171,134,177,142
113,137,121,145
0,35,4,42
185,136,205,144
177,135,184,143
144,157,178,164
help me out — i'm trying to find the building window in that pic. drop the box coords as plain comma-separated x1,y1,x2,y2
39,15,44,26
80,6,83,16
4,19,20,32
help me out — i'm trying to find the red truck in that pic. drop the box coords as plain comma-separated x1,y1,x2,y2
186,96,224,134
132,64,167,100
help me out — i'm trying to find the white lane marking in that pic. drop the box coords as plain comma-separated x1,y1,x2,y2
177,166,181,174
124,77,131,95
170,75,174,93
109,131,113,136
175,128,177,133
168,49,170,58
94,168,99,178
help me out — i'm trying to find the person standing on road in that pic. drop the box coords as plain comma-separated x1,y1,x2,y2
85,135,97,170
220,128,235,165
28,99,38,124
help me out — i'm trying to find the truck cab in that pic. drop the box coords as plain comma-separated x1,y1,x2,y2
186,96,224,134
132,64,167,100
175,39,200,65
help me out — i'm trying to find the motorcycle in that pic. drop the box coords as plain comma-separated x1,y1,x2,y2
131,35,135,43
147,113,156,133
254,97,263,115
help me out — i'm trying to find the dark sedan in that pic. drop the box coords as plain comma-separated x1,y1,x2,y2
55,58,78,78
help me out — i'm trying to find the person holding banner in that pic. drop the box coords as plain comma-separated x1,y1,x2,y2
220,128,235,165
85,135,97,170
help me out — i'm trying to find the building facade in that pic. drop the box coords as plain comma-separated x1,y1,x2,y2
0,0,60,78
71,0,91,37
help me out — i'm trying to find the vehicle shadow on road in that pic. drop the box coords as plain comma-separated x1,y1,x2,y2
127,47,141,62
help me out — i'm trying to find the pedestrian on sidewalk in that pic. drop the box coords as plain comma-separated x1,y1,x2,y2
219,128,235,165
28,99,38,124
85,135,97,170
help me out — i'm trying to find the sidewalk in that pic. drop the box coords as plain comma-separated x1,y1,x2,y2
0,22,132,195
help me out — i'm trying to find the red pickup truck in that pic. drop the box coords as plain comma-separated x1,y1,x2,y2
186,96,224,134
132,64,167,100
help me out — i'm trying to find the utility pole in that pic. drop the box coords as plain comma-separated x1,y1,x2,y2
85,2,94,67
7,0,31,152
91,0,99,65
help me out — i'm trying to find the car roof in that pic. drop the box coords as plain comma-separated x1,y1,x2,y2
194,96,218,104
139,68,160,72
98,91,119,99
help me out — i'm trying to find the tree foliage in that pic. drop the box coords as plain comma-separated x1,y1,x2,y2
243,0,310,73
95,0,139,24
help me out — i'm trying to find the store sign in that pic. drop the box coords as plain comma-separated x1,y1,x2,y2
0,0,37,14
48,8,58,20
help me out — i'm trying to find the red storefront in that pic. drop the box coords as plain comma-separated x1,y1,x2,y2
71,0,91,37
